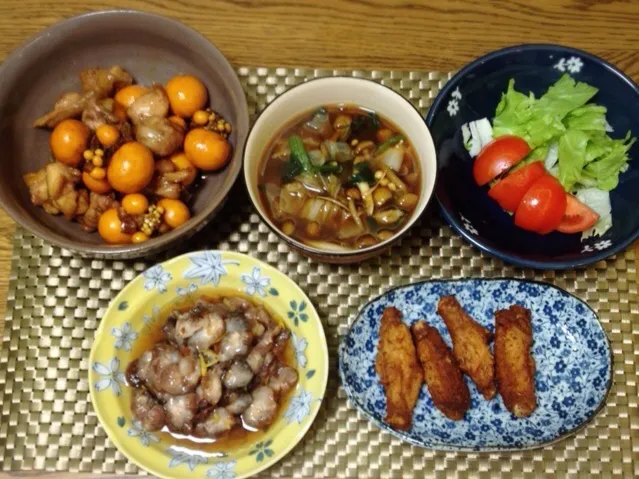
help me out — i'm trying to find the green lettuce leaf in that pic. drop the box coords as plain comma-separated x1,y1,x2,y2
558,130,590,191
527,145,549,162
492,79,533,140
564,104,608,133
581,132,636,191
534,74,598,119
584,133,611,163
492,74,598,149
523,114,566,149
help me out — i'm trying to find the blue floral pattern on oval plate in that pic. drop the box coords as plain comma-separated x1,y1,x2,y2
338,278,612,451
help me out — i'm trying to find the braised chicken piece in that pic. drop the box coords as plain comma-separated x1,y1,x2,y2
127,86,170,123
131,387,166,432
24,162,78,206
128,341,200,396
23,162,86,219
33,92,92,128
223,360,254,389
197,365,224,407
242,386,278,430
127,295,298,442
80,65,133,98
33,66,132,128
194,407,237,437
136,116,185,156
268,365,299,395
148,159,191,199
164,393,199,433
246,325,282,373
81,97,120,131
173,300,228,350
225,392,253,415
219,315,256,362
77,192,119,231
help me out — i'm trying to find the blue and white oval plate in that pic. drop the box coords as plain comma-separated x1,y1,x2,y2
338,278,612,451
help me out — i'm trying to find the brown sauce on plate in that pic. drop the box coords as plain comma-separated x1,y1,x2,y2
127,289,297,454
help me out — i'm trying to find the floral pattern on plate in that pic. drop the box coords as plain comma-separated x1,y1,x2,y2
127,420,160,447
89,250,328,479
241,267,279,297
111,322,138,352
92,358,126,396
206,460,238,479
339,278,612,451
183,250,239,285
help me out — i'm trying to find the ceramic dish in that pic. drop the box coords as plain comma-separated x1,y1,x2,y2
0,10,249,258
89,251,328,479
243,76,437,263
426,44,639,269
339,278,612,451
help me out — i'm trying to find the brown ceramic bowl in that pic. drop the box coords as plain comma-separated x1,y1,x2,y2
244,77,437,263
0,10,249,258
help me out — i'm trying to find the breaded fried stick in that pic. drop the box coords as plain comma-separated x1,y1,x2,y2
375,307,424,430
437,296,496,400
494,305,537,418
411,320,470,420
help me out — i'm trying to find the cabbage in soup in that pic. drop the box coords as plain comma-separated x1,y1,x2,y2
258,105,421,251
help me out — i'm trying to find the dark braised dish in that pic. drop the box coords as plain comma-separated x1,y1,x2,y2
24,66,233,245
126,295,298,442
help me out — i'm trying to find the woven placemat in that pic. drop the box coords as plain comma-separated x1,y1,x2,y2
0,67,638,478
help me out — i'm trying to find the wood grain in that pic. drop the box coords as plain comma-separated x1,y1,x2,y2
0,0,638,477
0,0,636,76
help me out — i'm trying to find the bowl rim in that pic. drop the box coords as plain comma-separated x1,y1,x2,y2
88,249,330,479
0,9,249,258
242,75,437,260
425,43,639,270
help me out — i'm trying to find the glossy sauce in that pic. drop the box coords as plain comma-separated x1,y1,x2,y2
127,290,297,454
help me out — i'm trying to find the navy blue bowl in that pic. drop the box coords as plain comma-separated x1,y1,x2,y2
426,44,639,269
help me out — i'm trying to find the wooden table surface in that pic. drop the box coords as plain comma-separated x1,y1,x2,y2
0,0,638,477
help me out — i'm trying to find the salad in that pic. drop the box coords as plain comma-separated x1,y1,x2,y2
462,74,636,238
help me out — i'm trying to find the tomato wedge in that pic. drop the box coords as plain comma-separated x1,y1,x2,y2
514,175,567,234
473,135,531,186
556,195,600,233
488,161,546,212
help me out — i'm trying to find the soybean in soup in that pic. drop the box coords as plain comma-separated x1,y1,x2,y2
258,105,421,251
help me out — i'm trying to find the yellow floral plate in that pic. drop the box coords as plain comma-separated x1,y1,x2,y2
89,250,328,479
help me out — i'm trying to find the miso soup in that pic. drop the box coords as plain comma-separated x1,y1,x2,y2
258,105,421,251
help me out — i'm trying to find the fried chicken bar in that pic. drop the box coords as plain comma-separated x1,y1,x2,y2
494,305,537,418
375,307,424,430
437,296,496,400
411,320,470,420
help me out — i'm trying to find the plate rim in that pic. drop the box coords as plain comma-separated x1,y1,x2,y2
425,43,639,270
89,249,329,479
338,276,614,452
